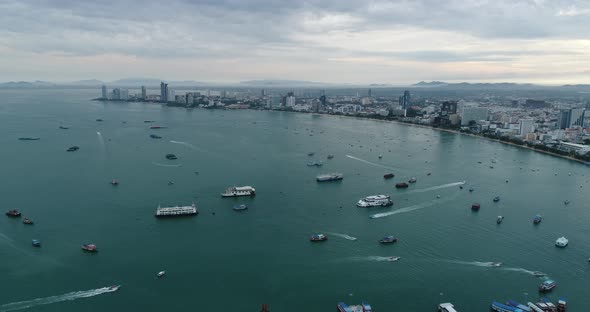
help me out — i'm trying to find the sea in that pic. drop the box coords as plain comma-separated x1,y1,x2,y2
0,89,589,311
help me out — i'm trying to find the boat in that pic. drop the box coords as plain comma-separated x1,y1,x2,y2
408,177,417,183
493,196,500,202
379,236,398,244
492,301,525,312
307,161,323,167
261,303,269,312
471,203,481,211
111,179,119,186
149,134,162,139
32,239,41,247
532,271,546,277
18,137,40,141
96,119,103,122
356,195,393,207
337,301,372,312
149,125,167,129
497,216,504,224
316,173,344,182
378,154,383,159
157,271,166,278
506,300,532,312
557,298,567,312
310,234,327,242
165,154,178,160
527,302,546,312
66,146,80,152
6,210,21,217
539,280,557,292
168,181,174,185
233,204,248,211
469,188,474,192
395,182,409,188
23,218,34,225
327,154,334,159
108,285,120,291
383,173,394,179
387,256,400,262
144,120,155,123
427,172,432,176
533,214,542,224
459,186,463,189
221,186,256,197
555,237,568,247
490,262,502,267
307,152,315,156
155,203,198,217
59,126,70,129
564,200,570,205
82,244,98,252
438,302,458,312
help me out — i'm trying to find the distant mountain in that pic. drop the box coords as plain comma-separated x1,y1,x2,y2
68,79,104,86
562,84,590,88
240,79,329,87
412,81,448,87
0,80,55,88
109,78,206,86
411,81,542,89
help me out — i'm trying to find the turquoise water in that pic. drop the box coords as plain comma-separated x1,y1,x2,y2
0,89,589,311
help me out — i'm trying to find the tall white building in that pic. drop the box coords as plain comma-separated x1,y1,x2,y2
101,85,108,99
186,93,194,105
167,89,175,102
286,95,296,107
461,107,488,126
519,118,535,136
141,86,146,99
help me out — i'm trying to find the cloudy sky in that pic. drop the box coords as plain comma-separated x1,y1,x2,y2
1,0,589,85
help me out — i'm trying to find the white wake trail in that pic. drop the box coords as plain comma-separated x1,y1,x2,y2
0,287,118,312
369,193,460,219
327,232,358,241
345,155,397,171
170,141,197,150
152,162,182,168
96,132,105,148
404,181,466,194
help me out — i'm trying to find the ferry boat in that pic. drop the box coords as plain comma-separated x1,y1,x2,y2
23,218,34,225
310,234,327,242
221,186,256,197
82,244,98,252
66,146,80,152
438,302,458,312
18,137,40,141
557,298,567,312
471,203,481,211
493,196,500,202
155,203,198,217
316,173,344,182
506,300,532,312
337,301,372,312
491,301,524,312
379,236,398,244
555,237,568,247
356,195,393,207
539,280,557,292
149,134,162,139
233,204,248,211
307,161,323,167
533,214,542,224
497,216,504,224
383,173,394,179
32,239,41,247
408,177,417,183
395,182,409,188
5,210,21,217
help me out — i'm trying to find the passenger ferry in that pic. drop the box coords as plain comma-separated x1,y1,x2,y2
316,173,344,182
155,203,198,217
337,301,372,312
491,301,523,312
356,195,393,208
539,280,557,292
221,186,256,197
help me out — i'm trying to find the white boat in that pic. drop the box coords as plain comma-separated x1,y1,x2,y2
157,271,166,278
356,195,393,208
387,256,400,262
316,173,344,182
438,302,458,312
555,236,568,247
221,186,256,197
489,262,502,267
155,203,198,217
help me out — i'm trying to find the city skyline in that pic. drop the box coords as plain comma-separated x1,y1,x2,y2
1,1,589,84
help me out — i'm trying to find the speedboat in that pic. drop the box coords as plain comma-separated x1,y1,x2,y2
408,177,417,183
23,218,34,225
108,285,121,291
533,214,542,224
82,244,98,252
165,154,178,160
539,280,556,292
555,237,568,248
383,173,395,179
490,262,502,267
379,236,398,244
66,146,80,152
493,196,500,202
310,234,327,242
157,271,166,278
233,204,248,211
496,216,504,224
6,210,21,217
32,239,41,247
532,271,546,277
387,256,400,262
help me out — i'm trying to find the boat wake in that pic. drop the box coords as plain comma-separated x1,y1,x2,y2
348,256,397,262
502,267,547,278
152,162,182,168
345,155,397,171
170,141,197,150
327,232,358,241
405,181,466,194
443,260,502,268
0,286,118,312
96,132,105,148
369,193,459,219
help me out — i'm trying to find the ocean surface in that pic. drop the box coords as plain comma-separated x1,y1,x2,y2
0,89,589,311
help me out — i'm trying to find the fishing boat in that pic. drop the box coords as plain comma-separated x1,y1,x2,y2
157,271,166,278
221,186,256,197
337,301,372,312
383,173,395,179
82,244,98,252
564,200,570,205
310,234,327,242
96,119,103,122
233,204,248,211
307,152,315,156
149,134,162,139
497,216,504,224
23,218,34,225
555,237,568,247
471,203,481,211
111,179,119,186
539,280,557,292
469,187,474,192
149,125,167,129
378,154,383,159
395,182,409,188
144,120,155,123
379,236,398,244
66,146,80,152
493,196,500,202
165,153,178,160
5,210,21,217
533,214,542,224
32,239,41,247
408,177,417,183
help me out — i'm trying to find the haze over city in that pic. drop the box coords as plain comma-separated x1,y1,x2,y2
1,0,589,85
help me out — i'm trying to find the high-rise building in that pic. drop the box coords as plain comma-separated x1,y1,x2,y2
141,86,147,100
111,88,120,100
186,93,194,106
368,88,372,97
220,90,227,98
399,90,411,109
168,89,175,102
319,95,326,107
120,89,128,100
101,85,108,99
557,108,586,129
286,95,296,107
312,101,320,113
261,89,265,97
160,82,168,103
440,101,458,116
461,107,488,126
519,119,535,136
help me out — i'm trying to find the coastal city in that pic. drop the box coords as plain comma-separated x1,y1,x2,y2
100,83,590,163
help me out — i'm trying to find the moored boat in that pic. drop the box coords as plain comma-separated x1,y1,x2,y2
316,173,344,182
506,299,532,312
533,214,542,224
555,237,568,247
383,173,394,179
310,234,327,242
356,195,393,207
233,204,248,211
492,301,525,312
337,301,372,312
557,298,567,312
82,244,98,252
23,218,34,225
5,210,21,217
539,280,556,292
379,236,398,244
471,203,481,211
221,186,256,197
395,182,409,188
